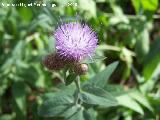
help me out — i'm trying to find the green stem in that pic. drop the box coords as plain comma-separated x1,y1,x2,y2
74,76,81,105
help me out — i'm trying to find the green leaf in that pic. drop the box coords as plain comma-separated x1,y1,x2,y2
83,61,119,88
117,94,144,115
131,0,143,14
82,85,118,104
1,41,25,72
135,28,149,62
132,0,158,13
62,105,81,119
141,0,158,11
143,37,160,81
29,14,52,32
48,36,56,53
38,95,74,117
80,91,118,108
79,0,96,18
95,0,105,2
83,108,97,120
67,107,84,120
144,37,160,64
66,73,77,86
109,5,129,25
104,84,125,96
0,114,14,120
42,84,76,100
12,82,27,120
39,104,69,118
12,41,25,59
17,7,33,22
143,55,160,81
0,79,8,96
129,91,153,112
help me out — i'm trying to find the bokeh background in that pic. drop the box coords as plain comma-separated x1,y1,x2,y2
0,0,160,120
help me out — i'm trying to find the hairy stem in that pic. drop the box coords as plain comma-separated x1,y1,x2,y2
74,76,81,105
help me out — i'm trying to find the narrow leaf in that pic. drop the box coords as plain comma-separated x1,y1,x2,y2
129,90,153,112
12,82,27,120
66,74,77,86
82,84,117,103
80,91,118,108
83,61,119,88
117,94,144,115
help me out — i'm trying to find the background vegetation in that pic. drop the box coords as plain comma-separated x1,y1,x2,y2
0,0,160,120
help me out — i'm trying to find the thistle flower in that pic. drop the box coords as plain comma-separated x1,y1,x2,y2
54,22,98,63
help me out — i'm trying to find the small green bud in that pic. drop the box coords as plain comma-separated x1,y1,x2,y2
74,63,88,75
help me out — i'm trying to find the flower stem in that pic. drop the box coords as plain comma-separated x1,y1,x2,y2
74,76,81,105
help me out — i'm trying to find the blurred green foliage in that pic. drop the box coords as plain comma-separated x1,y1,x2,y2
0,0,160,120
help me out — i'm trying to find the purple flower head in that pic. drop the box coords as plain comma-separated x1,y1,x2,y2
54,22,98,62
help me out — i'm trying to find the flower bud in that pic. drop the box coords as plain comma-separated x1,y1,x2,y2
74,63,88,75
42,53,64,71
